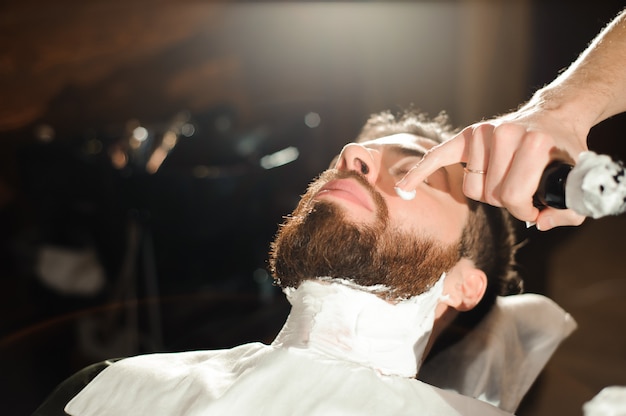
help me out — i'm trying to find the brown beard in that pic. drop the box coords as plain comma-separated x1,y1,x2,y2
269,169,462,300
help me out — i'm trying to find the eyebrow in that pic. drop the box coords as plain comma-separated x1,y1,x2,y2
388,145,426,158
364,142,429,160
382,143,453,189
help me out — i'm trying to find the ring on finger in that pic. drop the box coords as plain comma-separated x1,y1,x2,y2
463,167,487,175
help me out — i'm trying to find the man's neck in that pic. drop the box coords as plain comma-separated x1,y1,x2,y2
271,277,445,378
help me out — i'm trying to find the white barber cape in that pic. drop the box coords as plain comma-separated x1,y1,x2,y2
65,279,576,416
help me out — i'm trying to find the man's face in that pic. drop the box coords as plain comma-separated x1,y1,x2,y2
270,133,470,300
329,133,469,244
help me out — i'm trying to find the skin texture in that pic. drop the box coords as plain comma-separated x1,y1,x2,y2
397,9,626,231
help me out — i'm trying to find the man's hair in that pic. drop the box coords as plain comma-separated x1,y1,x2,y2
355,109,458,145
355,109,523,331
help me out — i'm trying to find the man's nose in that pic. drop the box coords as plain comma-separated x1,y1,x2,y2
334,143,379,184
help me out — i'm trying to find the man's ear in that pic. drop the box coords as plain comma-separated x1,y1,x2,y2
440,258,487,312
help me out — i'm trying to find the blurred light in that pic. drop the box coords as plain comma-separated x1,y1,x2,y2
304,112,321,128
161,130,178,150
260,146,299,170
181,123,195,137
174,110,191,124
110,146,128,169
35,124,55,142
133,126,149,142
146,147,168,174
236,134,261,156
129,125,149,150
236,127,269,157
146,131,179,174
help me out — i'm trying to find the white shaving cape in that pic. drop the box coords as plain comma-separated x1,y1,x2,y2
65,281,575,415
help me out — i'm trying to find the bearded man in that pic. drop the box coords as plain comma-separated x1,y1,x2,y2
38,110,576,416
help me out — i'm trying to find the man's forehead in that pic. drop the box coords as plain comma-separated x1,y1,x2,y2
359,133,438,152
328,133,438,168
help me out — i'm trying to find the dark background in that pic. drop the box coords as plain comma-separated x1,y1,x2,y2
1,1,625,415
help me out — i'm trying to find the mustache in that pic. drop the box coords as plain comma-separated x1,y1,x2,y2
302,169,389,220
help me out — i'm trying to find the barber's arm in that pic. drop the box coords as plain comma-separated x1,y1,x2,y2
397,8,626,231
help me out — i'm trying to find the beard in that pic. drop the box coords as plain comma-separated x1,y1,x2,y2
269,169,462,301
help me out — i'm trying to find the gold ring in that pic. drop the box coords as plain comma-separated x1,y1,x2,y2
463,167,487,174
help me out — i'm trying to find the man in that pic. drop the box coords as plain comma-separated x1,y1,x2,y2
38,110,575,416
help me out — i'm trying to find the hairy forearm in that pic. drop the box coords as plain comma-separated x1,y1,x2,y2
524,9,626,137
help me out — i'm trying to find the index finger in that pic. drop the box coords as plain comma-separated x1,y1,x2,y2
395,129,470,190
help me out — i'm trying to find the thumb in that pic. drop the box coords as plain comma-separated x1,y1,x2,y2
536,208,586,231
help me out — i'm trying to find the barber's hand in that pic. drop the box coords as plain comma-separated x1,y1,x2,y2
396,112,588,231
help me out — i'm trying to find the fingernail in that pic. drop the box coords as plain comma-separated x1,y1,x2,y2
537,216,554,232
395,187,416,201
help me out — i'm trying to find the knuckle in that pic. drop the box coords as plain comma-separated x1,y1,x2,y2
510,208,536,222
483,181,503,207
522,131,553,152
491,124,555,153
499,188,525,208
483,192,502,207
492,123,521,138
499,187,517,204
499,188,532,215
472,123,494,138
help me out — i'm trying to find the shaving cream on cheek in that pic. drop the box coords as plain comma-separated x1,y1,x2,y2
395,187,416,201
